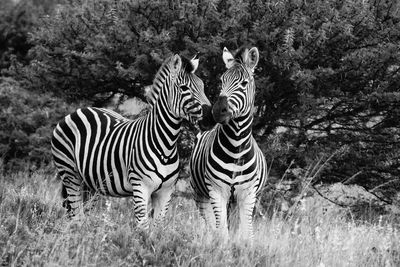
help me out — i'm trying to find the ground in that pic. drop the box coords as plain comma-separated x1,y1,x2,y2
1,170,399,266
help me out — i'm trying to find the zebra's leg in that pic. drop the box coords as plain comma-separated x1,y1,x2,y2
195,195,215,228
60,173,84,217
130,178,151,229
209,190,229,239
151,185,174,225
61,183,71,212
237,189,257,241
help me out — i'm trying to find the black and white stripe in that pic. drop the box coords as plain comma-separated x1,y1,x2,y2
52,54,212,228
190,47,267,239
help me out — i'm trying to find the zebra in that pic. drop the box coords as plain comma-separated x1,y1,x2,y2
190,47,267,240
51,54,214,228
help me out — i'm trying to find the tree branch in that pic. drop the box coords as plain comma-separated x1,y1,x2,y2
311,184,350,208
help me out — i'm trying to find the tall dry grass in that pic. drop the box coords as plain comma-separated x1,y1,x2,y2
1,170,399,266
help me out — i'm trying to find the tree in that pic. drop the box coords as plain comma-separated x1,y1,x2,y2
8,0,400,202
248,0,400,200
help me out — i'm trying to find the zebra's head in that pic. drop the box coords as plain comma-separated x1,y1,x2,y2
212,47,259,125
168,54,214,131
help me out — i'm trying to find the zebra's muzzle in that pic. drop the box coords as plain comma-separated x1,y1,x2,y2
198,104,216,131
212,96,233,124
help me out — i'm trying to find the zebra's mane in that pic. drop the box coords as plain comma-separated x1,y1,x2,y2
146,55,194,107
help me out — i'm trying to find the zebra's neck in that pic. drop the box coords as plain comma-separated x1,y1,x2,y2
218,113,253,152
146,84,182,160
140,57,183,160
147,57,173,107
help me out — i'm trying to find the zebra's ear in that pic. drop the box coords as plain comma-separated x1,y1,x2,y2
190,53,199,73
222,47,235,69
245,47,259,72
171,54,182,74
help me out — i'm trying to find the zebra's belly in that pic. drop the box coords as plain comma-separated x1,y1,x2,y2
76,154,180,197
129,149,180,190
129,161,180,192
205,162,260,193
84,173,133,197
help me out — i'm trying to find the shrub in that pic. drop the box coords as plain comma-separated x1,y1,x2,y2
0,77,79,172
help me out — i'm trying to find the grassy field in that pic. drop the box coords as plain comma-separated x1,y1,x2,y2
1,170,399,266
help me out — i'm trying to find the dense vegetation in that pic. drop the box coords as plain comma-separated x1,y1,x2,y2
1,0,400,206
0,77,78,171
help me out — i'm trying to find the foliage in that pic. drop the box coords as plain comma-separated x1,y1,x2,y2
11,0,181,104
0,77,79,172
0,0,59,72
249,0,400,200
4,0,400,201
0,0,32,71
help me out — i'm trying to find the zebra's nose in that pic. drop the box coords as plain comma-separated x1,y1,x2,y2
214,96,229,114
212,96,232,124
198,104,216,131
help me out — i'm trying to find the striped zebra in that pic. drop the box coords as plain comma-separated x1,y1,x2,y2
190,47,267,239
52,54,214,228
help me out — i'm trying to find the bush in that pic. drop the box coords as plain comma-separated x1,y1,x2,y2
0,77,79,172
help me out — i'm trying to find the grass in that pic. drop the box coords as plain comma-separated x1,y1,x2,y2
1,170,400,266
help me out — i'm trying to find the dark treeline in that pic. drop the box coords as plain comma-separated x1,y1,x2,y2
1,0,399,204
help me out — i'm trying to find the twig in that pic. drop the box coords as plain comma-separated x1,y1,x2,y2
370,179,399,192
366,190,392,205
340,171,362,185
311,184,350,208
313,182,393,208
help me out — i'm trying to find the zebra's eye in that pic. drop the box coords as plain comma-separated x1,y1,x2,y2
181,85,190,92
240,80,249,87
